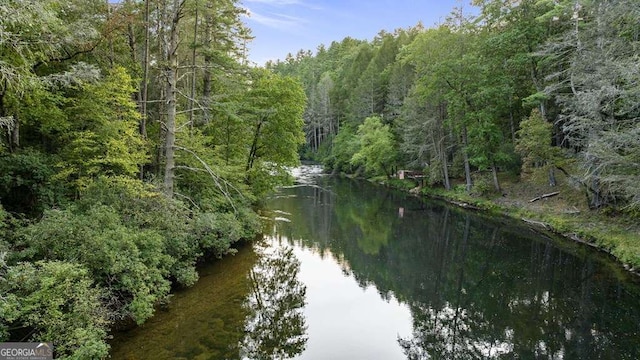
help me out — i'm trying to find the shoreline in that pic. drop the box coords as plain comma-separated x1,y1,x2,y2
356,174,640,278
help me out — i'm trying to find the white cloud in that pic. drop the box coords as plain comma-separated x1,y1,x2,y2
245,8,306,30
244,0,302,5
244,0,322,10
245,4,308,30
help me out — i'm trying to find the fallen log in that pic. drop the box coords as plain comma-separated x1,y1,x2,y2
450,200,481,210
563,206,581,215
529,191,560,203
521,218,551,230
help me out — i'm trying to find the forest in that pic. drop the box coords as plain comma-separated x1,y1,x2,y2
268,0,639,215
0,0,638,358
0,0,305,358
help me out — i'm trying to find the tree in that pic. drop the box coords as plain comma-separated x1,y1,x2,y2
244,69,306,194
516,108,561,185
400,85,452,189
305,71,335,154
0,0,106,153
0,149,59,216
541,0,640,209
350,116,396,178
403,26,476,191
160,0,185,198
57,66,147,193
194,0,251,124
325,126,359,174
385,60,415,126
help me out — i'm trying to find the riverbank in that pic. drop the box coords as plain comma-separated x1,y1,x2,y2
363,171,640,275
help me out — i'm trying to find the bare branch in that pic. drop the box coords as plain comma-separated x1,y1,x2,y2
174,192,201,210
174,145,246,212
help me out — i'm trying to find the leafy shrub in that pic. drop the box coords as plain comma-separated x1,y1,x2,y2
78,177,201,286
4,174,261,359
19,206,172,324
1,261,110,359
453,184,468,194
471,173,494,197
194,206,259,258
77,176,259,286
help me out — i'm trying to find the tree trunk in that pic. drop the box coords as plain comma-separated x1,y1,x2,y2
442,149,451,191
163,0,183,198
202,8,213,123
589,177,603,209
11,113,19,150
439,101,450,190
491,162,501,192
140,0,150,139
462,125,473,192
246,119,264,172
189,6,199,131
548,165,557,187
107,0,114,66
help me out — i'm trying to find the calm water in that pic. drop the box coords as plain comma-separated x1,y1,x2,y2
110,166,640,359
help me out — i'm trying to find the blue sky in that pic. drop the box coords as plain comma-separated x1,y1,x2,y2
242,0,477,65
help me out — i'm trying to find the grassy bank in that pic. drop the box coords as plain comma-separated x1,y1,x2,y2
373,170,640,274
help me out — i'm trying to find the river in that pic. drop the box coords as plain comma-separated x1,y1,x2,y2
110,165,640,359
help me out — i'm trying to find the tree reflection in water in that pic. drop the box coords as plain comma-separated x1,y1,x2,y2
241,243,308,360
264,172,640,359
399,215,514,359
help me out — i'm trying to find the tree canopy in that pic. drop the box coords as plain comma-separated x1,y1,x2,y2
0,0,304,358
270,0,640,212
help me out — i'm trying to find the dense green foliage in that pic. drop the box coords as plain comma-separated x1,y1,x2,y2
350,116,396,178
269,0,639,213
2,0,638,357
0,0,304,358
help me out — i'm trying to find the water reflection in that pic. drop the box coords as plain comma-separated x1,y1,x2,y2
241,243,307,360
109,241,308,360
111,169,640,359
266,174,640,359
108,246,257,359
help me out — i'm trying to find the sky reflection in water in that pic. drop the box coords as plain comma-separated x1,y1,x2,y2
111,166,640,360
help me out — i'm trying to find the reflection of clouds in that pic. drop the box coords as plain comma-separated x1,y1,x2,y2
400,303,513,359
508,291,551,310
289,165,326,185
535,340,565,359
